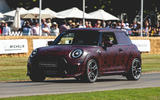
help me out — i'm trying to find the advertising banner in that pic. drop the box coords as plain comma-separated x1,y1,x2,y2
33,39,54,49
0,39,28,54
131,40,150,52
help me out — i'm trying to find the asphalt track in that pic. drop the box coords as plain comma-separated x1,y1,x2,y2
0,73,160,98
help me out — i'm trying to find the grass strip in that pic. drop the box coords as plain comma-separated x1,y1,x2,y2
0,87,160,100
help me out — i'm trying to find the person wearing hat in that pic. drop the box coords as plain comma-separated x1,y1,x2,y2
50,22,59,36
0,20,5,35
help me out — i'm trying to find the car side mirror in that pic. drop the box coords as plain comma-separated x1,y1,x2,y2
48,41,53,46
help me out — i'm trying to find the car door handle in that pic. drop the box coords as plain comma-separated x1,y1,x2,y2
119,48,123,52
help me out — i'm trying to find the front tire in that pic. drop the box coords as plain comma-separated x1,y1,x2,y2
126,58,141,80
29,70,46,82
84,59,98,83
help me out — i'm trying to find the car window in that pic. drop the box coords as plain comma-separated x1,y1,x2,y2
58,32,74,44
115,31,132,45
101,32,117,47
56,31,100,45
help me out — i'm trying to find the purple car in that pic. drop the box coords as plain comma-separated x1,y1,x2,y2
27,28,141,83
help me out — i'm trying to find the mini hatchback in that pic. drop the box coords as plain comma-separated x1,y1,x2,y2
27,28,141,83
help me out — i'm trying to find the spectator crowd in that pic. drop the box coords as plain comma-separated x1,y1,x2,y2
0,18,160,37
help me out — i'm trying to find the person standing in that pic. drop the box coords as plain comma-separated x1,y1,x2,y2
94,20,102,28
50,22,59,36
2,23,11,36
144,20,150,37
31,22,40,36
47,19,52,28
22,21,31,36
42,23,50,36
59,20,70,34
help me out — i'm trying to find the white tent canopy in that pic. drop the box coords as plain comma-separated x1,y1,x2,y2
89,9,119,21
43,8,64,19
3,7,28,17
22,7,55,19
43,8,57,17
57,7,94,19
0,12,3,18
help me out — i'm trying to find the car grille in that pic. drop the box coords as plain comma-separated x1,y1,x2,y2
39,62,57,69
36,56,78,76
37,56,67,75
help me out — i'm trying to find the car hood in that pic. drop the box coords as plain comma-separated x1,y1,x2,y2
37,45,101,57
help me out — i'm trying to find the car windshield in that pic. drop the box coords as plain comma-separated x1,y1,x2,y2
55,31,99,45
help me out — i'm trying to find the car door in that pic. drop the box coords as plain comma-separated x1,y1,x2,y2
114,31,132,70
101,32,124,72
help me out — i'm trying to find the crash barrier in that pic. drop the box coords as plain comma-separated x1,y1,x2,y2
0,36,160,57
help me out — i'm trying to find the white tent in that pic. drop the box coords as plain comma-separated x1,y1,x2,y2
12,8,21,30
43,8,64,19
0,12,3,18
57,7,94,19
89,9,119,21
43,8,57,17
3,7,28,17
22,7,53,19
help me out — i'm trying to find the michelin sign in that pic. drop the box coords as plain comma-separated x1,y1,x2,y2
0,39,28,54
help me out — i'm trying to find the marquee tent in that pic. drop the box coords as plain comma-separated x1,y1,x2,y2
0,12,3,18
3,7,28,17
57,7,94,19
89,9,119,21
21,7,61,19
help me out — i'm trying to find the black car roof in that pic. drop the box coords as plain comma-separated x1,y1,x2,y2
67,28,124,33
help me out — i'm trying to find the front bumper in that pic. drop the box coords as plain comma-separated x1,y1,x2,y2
27,56,85,78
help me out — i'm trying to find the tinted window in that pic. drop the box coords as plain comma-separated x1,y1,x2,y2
55,31,99,45
115,31,132,45
101,32,117,47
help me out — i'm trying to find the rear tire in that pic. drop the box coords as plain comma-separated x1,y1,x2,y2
126,58,141,80
84,59,98,83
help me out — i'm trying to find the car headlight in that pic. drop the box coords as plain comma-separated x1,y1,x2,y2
30,49,38,58
71,49,83,58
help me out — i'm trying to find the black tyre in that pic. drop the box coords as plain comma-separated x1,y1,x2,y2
126,58,141,80
84,59,98,83
29,70,45,82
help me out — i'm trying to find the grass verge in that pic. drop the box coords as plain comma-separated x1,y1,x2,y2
0,87,160,100
141,54,160,72
0,54,160,82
